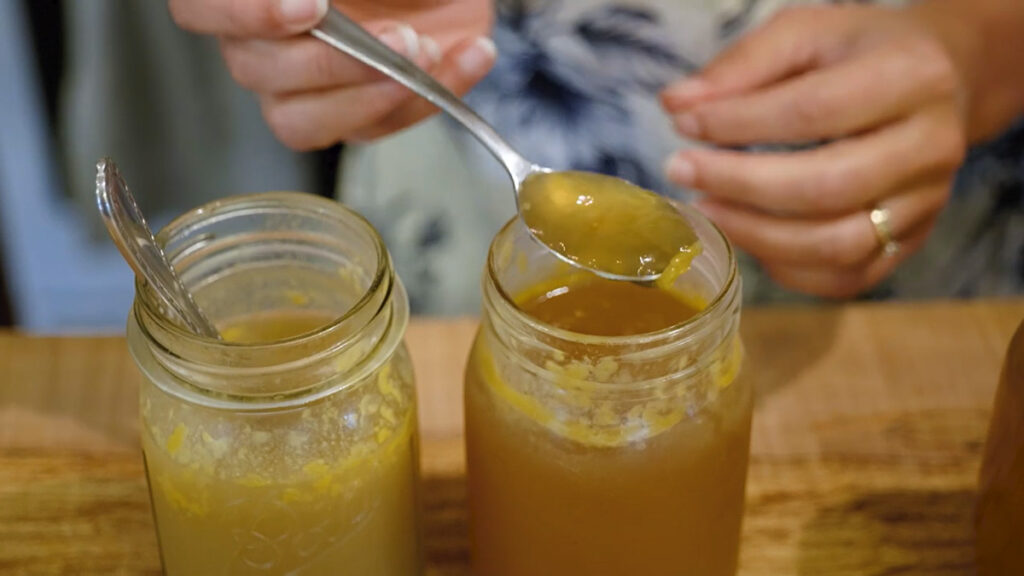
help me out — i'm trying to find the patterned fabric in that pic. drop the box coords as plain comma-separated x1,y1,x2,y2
339,0,1024,314
467,1,700,195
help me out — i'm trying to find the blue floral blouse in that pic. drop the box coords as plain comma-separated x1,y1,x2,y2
339,0,1024,314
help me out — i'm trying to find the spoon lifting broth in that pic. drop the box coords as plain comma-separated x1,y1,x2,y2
519,171,701,282
313,10,699,284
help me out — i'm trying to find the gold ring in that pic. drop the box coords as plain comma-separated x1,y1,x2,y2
869,207,900,258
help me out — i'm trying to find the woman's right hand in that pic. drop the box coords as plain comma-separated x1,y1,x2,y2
168,0,495,150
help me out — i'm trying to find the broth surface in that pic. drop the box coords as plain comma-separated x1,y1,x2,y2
519,171,700,280
219,311,331,343
517,275,699,336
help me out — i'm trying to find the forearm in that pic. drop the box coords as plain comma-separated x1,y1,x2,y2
912,0,1024,143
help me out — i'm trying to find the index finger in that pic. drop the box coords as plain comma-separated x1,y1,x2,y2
665,108,963,216
168,0,327,37
675,45,943,145
661,5,854,109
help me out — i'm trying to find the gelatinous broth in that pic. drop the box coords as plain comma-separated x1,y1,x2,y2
519,171,700,280
466,276,751,576
143,311,421,576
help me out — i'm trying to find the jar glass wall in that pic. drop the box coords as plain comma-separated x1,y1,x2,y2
465,205,750,576
127,192,422,576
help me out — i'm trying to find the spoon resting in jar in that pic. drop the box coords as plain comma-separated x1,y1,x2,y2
95,159,222,339
312,9,700,284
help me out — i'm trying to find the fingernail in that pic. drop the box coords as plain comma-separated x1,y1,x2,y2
421,36,442,65
662,78,708,107
279,0,327,25
379,24,420,58
457,36,497,76
665,154,696,186
673,113,701,137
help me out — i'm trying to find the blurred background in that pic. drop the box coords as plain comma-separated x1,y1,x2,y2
2,1,1023,333
0,1,341,332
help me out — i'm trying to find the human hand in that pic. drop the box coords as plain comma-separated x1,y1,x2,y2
660,4,969,298
169,0,495,150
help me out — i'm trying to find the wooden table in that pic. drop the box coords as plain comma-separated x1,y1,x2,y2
2,299,1022,575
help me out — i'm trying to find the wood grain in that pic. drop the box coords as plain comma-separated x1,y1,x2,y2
1,299,1022,575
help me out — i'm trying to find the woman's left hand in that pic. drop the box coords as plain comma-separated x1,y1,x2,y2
660,4,969,298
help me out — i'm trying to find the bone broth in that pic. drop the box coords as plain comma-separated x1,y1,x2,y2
128,193,423,575
465,211,751,576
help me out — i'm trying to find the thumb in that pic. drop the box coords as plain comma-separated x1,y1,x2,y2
661,6,853,111
169,0,328,37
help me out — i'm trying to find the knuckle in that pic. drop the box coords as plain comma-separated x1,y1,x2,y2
769,266,861,300
350,120,399,144
930,185,953,212
819,230,869,268
772,4,844,30
855,269,888,296
913,186,953,226
763,8,790,28
824,272,868,300
360,114,412,142
262,101,315,151
933,120,967,171
220,44,257,89
805,161,859,213
167,0,196,29
772,5,818,26
786,93,830,130
307,44,343,85
689,107,718,139
227,0,283,34
904,38,960,99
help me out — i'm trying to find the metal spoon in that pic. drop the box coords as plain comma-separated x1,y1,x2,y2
313,10,532,195
95,159,222,339
312,9,692,284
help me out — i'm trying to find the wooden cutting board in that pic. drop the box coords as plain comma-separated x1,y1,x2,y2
1,299,1022,575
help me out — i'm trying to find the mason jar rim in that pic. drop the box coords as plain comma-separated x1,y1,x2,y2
129,191,409,412
137,191,389,352
485,202,739,349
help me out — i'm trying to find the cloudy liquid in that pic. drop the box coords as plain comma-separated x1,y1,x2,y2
465,277,751,576
143,312,422,576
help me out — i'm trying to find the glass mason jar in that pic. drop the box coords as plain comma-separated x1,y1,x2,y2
976,316,1024,575
127,192,422,576
464,205,751,576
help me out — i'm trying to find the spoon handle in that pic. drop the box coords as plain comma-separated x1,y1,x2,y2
312,8,534,186
96,159,222,339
